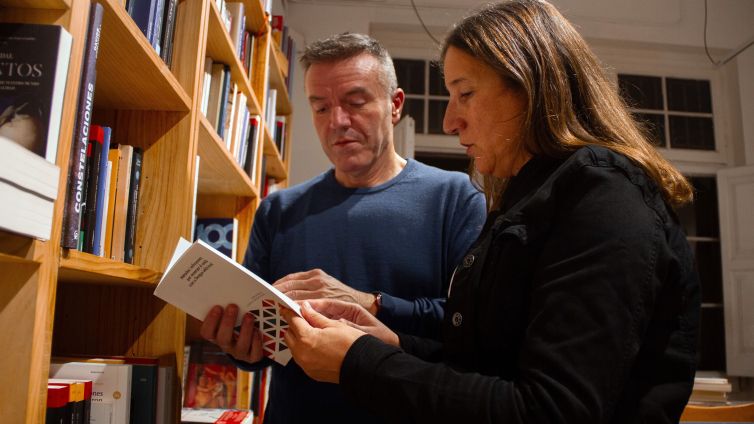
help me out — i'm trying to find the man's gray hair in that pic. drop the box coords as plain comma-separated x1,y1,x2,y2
300,32,398,95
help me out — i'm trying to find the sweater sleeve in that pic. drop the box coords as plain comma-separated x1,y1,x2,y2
376,186,486,339
340,165,682,423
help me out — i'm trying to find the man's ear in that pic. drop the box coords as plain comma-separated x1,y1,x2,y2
391,88,405,125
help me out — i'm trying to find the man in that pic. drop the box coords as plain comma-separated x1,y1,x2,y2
200,33,486,423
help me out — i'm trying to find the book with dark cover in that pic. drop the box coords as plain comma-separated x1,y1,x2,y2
91,126,111,256
45,384,70,424
159,0,179,67
128,0,157,48
0,24,72,163
216,65,231,138
81,124,104,253
123,146,143,263
61,2,103,249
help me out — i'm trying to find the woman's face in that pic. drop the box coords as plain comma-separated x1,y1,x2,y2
443,46,531,178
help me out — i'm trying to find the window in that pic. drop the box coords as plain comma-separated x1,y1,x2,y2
618,74,716,151
394,58,449,135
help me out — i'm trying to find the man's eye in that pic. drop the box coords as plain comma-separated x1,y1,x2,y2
460,91,473,99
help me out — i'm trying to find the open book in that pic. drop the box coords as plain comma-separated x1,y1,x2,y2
154,238,301,365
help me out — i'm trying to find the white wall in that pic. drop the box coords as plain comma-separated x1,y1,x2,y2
283,0,754,184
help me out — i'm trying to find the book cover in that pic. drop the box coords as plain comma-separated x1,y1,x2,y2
244,115,260,184
61,2,103,249
50,361,132,424
183,342,238,409
194,217,237,260
0,24,72,163
49,378,93,424
154,238,302,365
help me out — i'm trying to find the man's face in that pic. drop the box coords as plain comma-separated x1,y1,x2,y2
305,53,403,180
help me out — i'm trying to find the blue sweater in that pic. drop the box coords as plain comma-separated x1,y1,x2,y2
240,159,486,423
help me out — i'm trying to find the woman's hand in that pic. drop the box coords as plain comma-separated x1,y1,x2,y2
200,304,264,363
281,301,366,384
304,298,400,347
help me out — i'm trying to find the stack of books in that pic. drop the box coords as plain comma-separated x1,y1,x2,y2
0,136,59,240
689,376,733,404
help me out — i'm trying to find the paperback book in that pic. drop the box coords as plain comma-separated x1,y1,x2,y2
154,238,301,365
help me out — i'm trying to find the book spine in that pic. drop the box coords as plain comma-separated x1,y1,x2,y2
159,0,179,67
151,0,166,55
216,65,231,137
61,2,103,249
123,147,143,264
91,126,112,255
82,125,103,253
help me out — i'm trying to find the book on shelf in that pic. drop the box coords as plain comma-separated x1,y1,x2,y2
46,384,71,424
0,23,72,163
48,378,92,424
108,144,133,261
243,115,261,184
79,124,104,252
215,66,232,138
160,0,180,67
194,217,238,260
50,360,132,424
127,0,166,56
183,342,239,410
92,126,113,256
0,135,59,240
689,376,733,404
274,115,286,157
156,365,176,424
181,408,253,424
205,63,227,130
154,238,302,365
123,146,144,264
226,2,245,56
61,2,104,249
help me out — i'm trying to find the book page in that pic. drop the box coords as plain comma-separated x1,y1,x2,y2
155,238,301,365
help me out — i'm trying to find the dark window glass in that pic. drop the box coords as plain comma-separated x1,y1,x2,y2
667,78,712,113
679,176,720,238
415,152,470,173
394,59,425,95
428,62,449,96
618,74,663,110
428,100,448,134
698,306,726,370
689,241,723,304
669,116,715,150
403,98,424,134
633,112,666,147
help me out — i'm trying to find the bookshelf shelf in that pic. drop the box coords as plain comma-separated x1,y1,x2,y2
2,0,294,421
197,115,259,197
269,44,292,115
263,127,287,180
206,0,263,115
94,0,191,111
0,232,47,265
0,0,68,9
59,250,162,286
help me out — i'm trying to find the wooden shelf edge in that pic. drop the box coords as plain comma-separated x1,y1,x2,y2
262,125,286,180
197,116,259,197
95,0,191,112
59,249,161,286
0,231,46,264
0,0,69,9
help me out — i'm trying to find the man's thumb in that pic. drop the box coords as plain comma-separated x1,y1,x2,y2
300,301,332,329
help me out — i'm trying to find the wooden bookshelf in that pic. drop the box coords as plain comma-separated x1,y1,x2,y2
0,0,294,422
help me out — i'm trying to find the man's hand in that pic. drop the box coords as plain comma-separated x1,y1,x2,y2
281,301,365,384
305,298,399,346
200,304,264,363
274,269,379,315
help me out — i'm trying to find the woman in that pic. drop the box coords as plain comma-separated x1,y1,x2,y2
281,1,700,422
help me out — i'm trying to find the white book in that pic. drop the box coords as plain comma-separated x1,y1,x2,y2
154,238,302,365
49,361,132,424
156,365,175,424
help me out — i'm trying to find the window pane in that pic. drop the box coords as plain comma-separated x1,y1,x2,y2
698,306,726,371
428,100,448,134
394,59,425,95
415,152,470,173
667,78,712,113
618,74,663,110
403,98,424,134
676,176,720,238
428,62,449,96
632,112,665,147
688,241,723,304
669,116,715,150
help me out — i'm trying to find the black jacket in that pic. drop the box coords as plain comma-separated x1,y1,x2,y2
340,146,700,423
